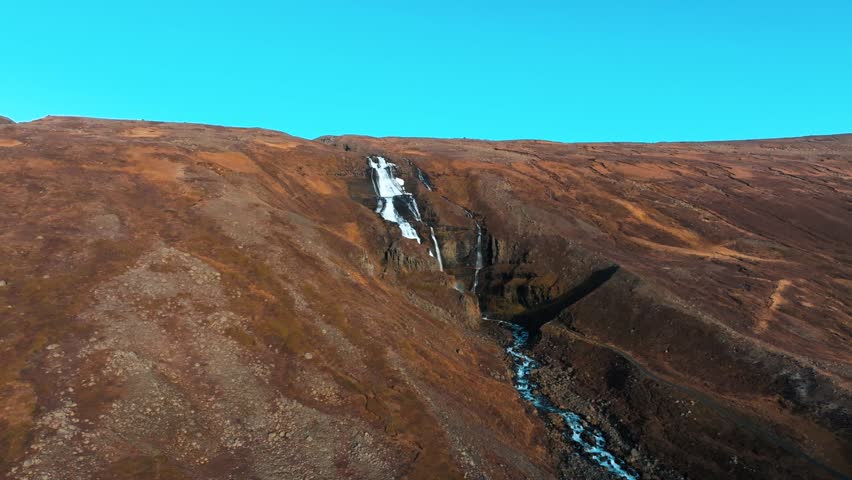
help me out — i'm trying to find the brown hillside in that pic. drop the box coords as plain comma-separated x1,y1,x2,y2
0,116,849,479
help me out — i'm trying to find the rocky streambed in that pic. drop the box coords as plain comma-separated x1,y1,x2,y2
485,317,639,479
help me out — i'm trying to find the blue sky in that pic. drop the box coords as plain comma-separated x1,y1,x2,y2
3,1,850,141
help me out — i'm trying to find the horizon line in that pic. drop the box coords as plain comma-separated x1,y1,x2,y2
7,113,851,146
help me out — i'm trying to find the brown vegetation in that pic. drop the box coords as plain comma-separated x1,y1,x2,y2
0,116,849,479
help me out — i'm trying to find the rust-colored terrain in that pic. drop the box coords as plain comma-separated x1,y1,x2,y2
1,116,850,479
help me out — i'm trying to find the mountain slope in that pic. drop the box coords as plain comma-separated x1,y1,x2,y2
1,116,849,479
322,133,852,479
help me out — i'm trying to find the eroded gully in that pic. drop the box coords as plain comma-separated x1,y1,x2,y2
367,156,637,479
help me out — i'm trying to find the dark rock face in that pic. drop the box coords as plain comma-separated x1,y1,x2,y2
470,231,848,478
0,115,13,124
383,240,439,272
532,268,849,479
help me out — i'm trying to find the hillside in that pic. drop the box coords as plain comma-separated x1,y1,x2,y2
1,116,849,479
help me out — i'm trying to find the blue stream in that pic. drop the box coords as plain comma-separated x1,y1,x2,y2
492,318,639,480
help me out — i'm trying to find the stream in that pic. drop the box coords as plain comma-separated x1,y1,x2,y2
488,318,639,480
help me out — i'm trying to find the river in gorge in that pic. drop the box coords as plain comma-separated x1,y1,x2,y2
486,317,638,480
366,155,639,478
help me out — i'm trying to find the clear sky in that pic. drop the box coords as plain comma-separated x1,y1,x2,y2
3,1,850,142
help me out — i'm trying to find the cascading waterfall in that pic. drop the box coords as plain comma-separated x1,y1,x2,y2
367,156,421,243
471,222,484,292
367,156,442,271
429,227,444,271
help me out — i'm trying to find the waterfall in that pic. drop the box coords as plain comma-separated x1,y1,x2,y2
471,222,483,292
430,227,444,271
367,157,451,270
367,156,421,243
414,166,434,191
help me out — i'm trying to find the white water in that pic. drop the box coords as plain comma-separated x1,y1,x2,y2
484,317,639,480
415,167,434,191
429,227,444,272
471,222,484,292
368,156,421,243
